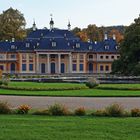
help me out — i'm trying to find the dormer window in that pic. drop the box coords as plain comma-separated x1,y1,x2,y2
105,45,109,50
52,41,56,47
89,45,92,50
115,46,118,50
37,43,39,47
76,43,80,48
64,33,67,37
26,43,30,48
67,42,70,46
11,45,16,49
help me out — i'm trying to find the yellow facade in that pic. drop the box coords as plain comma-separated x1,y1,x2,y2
0,52,120,74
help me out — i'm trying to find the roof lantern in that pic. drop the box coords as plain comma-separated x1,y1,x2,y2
68,21,71,31
50,14,54,30
33,19,37,31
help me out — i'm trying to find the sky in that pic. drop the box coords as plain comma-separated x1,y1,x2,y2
0,0,140,29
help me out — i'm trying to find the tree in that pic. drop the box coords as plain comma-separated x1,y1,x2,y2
86,24,102,42
0,7,26,41
75,31,88,42
112,15,140,75
72,27,81,35
109,29,124,43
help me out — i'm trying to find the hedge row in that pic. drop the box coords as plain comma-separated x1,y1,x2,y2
0,85,87,91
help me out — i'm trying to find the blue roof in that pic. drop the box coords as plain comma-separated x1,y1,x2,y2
0,28,119,53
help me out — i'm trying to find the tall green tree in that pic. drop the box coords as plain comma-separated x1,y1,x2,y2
85,24,104,42
0,7,26,41
72,27,81,35
112,15,140,75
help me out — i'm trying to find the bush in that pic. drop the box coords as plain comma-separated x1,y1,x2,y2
105,103,124,117
0,101,11,114
32,110,50,115
131,108,140,117
86,78,99,89
2,78,10,86
17,105,31,114
74,107,86,116
0,80,2,85
48,104,69,116
91,110,107,117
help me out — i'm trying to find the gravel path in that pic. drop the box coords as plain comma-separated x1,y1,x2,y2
0,95,140,110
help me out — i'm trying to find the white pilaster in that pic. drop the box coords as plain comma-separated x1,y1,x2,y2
69,54,72,73
58,54,61,74
47,54,50,74
36,53,39,73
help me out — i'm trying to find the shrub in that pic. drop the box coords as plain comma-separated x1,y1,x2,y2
123,111,131,117
0,80,2,85
86,78,99,89
17,105,31,114
32,110,50,115
105,103,124,117
2,78,10,86
48,104,69,116
91,110,107,117
131,108,140,117
0,101,11,114
74,107,86,116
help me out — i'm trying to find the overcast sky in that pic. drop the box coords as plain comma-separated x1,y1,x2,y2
0,0,140,29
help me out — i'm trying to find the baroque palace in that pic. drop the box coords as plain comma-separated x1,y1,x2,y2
0,18,120,75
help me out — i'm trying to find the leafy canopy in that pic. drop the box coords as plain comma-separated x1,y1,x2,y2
112,15,140,75
0,7,26,41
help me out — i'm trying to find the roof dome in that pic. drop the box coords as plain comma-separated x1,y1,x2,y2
50,18,54,25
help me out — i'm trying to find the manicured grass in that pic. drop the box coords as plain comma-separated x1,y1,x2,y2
0,82,140,97
98,84,140,90
9,82,140,89
0,88,140,97
0,115,139,140
8,82,87,89
99,84,140,88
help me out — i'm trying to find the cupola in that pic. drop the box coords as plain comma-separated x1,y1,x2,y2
68,21,71,31
32,20,37,31
50,14,54,30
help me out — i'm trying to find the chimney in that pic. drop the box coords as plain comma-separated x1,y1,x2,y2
113,34,116,40
12,38,15,42
104,32,108,40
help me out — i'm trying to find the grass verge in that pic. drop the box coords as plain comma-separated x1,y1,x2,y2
0,88,140,97
0,82,140,97
0,115,139,140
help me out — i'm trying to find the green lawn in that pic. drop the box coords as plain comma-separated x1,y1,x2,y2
98,84,140,90
0,115,139,140
0,82,140,97
0,88,140,97
9,82,87,89
8,82,140,89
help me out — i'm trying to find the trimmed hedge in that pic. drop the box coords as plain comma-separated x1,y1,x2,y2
0,85,87,91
